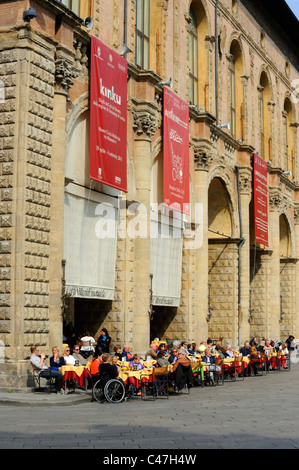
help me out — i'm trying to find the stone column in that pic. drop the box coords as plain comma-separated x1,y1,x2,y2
48,50,74,350
193,148,212,343
238,166,252,344
294,205,299,338
132,111,157,355
268,188,282,339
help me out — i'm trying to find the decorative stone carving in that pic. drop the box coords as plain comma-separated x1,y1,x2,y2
238,167,252,196
133,112,158,140
269,187,282,212
54,57,74,98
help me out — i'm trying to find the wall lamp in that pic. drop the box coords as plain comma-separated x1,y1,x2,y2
283,170,292,176
23,7,36,22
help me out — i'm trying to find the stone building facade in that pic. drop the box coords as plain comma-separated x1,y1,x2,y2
0,0,298,388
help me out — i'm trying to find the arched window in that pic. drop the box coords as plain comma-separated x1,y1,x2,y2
229,40,243,140
283,97,295,175
135,0,150,70
228,56,236,138
189,7,198,105
258,71,272,160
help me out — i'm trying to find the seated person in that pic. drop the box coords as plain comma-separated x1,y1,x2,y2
113,345,123,362
50,346,65,370
72,345,89,365
170,349,193,390
180,341,189,357
121,344,133,362
157,342,167,356
63,346,76,365
30,345,63,394
187,343,196,356
90,348,103,376
225,344,235,358
156,351,169,367
263,340,274,354
168,348,179,364
80,332,96,358
99,353,119,380
129,354,145,371
112,355,121,372
201,348,217,385
145,343,158,360
240,341,251,357
239,340,251,376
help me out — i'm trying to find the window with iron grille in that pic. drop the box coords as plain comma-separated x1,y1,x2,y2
135,0,150,69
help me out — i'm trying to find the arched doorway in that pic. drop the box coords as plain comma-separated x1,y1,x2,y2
208,177,237,344
279,214,295,339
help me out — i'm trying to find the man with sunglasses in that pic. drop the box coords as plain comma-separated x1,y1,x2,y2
168,348,179,365
72,345,88,366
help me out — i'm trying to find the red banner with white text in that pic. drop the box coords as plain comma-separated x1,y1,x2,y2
163,87,190,215
90,36,127,192
253,153,268,246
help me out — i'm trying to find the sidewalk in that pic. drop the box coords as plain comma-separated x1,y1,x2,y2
0,388,92,406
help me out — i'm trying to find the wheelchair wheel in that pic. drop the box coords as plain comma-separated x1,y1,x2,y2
92,379,105,403
104,379,126,404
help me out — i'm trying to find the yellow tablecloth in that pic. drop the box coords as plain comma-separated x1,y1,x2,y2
61,365,87,377
119,367,155,382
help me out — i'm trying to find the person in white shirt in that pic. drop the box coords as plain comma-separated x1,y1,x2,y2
225,344,235,358
63,346,76,365
80,332,96,358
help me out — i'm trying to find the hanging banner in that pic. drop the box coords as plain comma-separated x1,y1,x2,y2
90,36,127,192
163,87,190,214
253,153,269,246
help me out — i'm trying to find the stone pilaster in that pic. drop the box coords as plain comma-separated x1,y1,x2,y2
132,111,157,355
49,47,74,350
268,188,282,340
238,165,252,344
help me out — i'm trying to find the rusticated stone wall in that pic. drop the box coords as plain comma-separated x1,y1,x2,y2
208,243,238,345
0,35,55,366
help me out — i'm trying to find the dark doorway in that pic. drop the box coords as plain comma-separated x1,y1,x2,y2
74,298,112,338
150,306,177,342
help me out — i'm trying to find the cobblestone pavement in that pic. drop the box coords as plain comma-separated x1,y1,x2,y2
0,364,298,450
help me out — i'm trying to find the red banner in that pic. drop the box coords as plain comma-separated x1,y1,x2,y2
90,36,127,192
253,153,268,246
163,88,190,214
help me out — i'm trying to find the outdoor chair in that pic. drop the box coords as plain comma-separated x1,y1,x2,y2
31,363,55,393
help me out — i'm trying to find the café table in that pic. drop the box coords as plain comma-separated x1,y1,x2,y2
61,365,90,393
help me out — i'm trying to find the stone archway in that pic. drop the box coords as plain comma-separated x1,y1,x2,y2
279,213,296,339
207,177,238,345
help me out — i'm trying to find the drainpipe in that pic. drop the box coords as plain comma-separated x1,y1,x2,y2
235,166,246,347
215,0,220,125
124,0,128,54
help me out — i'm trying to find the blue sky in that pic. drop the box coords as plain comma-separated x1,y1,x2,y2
285,0,299,19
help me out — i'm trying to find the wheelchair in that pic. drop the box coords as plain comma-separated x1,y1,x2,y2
92,372,126,404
